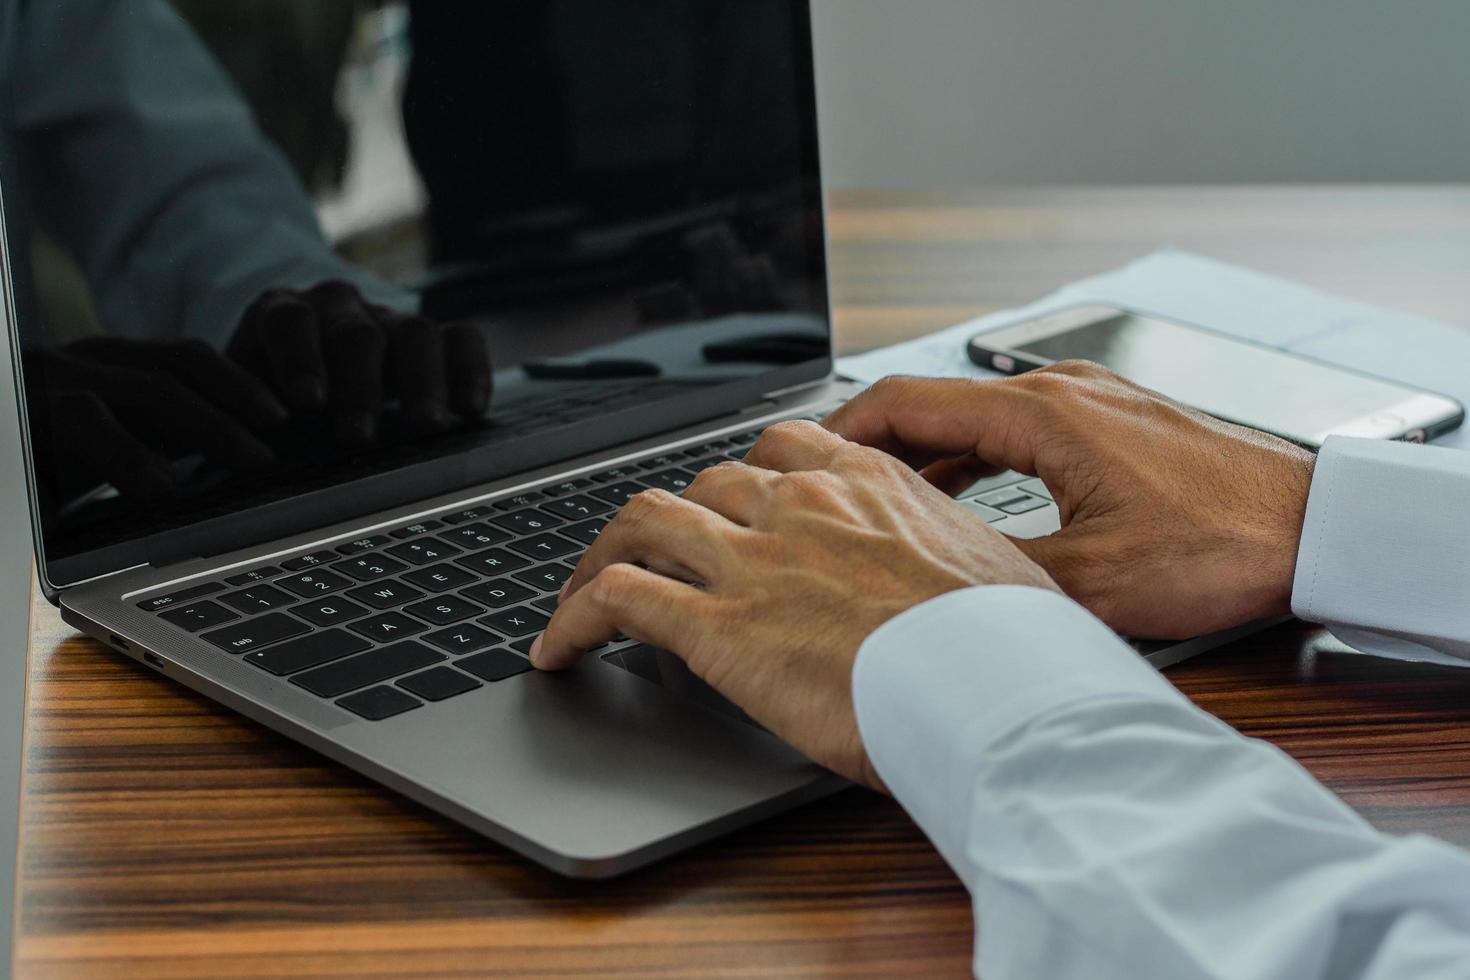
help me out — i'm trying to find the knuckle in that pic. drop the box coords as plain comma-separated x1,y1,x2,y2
589,563,641,609
621,488,674,526
869,374,921,400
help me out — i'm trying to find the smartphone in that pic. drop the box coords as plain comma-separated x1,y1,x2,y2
967,305,1465,448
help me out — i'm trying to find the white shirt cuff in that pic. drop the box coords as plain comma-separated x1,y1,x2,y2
851,585,1181,871
1292,436,1470,666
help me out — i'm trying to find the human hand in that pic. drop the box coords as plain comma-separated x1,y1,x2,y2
227,280,492,445
531,420,1060,790
26,336,284,503
823,364,1317,640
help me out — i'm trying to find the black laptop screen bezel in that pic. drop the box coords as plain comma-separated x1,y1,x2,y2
3,1,832,597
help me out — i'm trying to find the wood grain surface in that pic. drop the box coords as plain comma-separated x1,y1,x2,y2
15,186,1470,979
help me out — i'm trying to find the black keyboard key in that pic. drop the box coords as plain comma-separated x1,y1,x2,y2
684,455,728,473
513,564,572,593
559,518,608,547
589,481,647,507
203,613,309,654
592,465,641,483
639,454,688,471
440,523,510,549
386,539,463,565
293,597,370,627
402,563,478,593
547,479,594,497
404,595,484,626
490,510,564,535
277,570,351,598
493,492,546,511
479,607,549,638
347,580,427,610
137,582,224,612
293,641,444,697
531,595,559,614
684,440,732,458
245,629,370,676
219,585,294,613
455,548,530,576
441,507,493,525
459,649,534,683
508,533,579,561
336,686,423,721
423,624,502,655
350,612,429,643
462,580,536,608
398,666,481,702
390,521,444,539
643,469,697,494
224,566,281,587
540,495,612,521
336,555,409,581
336,535,391,556
281,551,339,571
726,447,749,461
509,636,538,656
730,430,761,445
159,601,238,632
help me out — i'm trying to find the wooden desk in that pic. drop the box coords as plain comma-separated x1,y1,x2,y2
17,186,1470,978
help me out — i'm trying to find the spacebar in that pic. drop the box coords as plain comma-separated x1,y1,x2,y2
290,641,444,698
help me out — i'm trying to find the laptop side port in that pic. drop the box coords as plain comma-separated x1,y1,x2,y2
108,634,130,652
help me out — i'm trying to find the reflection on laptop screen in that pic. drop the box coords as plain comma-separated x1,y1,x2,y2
1,1,828,586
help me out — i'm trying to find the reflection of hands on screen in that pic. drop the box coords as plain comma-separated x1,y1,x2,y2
27,336,284,504
32,280,494,506
228,280,492,444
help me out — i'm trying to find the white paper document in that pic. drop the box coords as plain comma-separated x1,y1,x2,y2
836,250,1470,450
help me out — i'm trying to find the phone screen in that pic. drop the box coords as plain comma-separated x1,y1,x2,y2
1013,313,1439,441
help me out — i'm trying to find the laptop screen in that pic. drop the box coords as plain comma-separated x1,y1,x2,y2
1,0,829,587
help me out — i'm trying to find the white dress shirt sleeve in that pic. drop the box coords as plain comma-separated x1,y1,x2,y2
1292,436,1470,667
854,585,1470,980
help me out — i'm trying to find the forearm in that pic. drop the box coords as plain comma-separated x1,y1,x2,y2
1292,437,1470,666
855,587,1470,979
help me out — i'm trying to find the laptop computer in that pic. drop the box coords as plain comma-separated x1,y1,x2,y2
0,0,1240,879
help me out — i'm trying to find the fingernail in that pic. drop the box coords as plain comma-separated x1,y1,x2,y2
558,579,571,601
528,634,544,666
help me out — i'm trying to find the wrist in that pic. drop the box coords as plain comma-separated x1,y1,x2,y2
1259,446,1317,615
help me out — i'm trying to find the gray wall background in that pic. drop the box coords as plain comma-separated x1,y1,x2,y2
811,0,1470,188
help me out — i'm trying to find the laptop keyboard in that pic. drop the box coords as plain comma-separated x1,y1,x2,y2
135,415,1047,723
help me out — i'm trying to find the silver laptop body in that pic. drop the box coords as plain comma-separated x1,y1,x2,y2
0,1,1238,879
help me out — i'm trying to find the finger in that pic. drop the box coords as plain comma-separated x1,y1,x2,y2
386,314,452,432
102,370,276,471
443,321,493,420
823,375,1061,475
743,419,847,473
681,461,777,526
317,311,387,445
68,337,288,430
562,488,739,599
920,454,1004,497
534,564,710,671
49,391,176,503
248,291,329,413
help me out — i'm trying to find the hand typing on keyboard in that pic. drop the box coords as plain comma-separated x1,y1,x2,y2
531,419,1061,791
823,367,1316,640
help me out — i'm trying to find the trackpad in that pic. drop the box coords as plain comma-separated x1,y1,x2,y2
602,645,758,726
